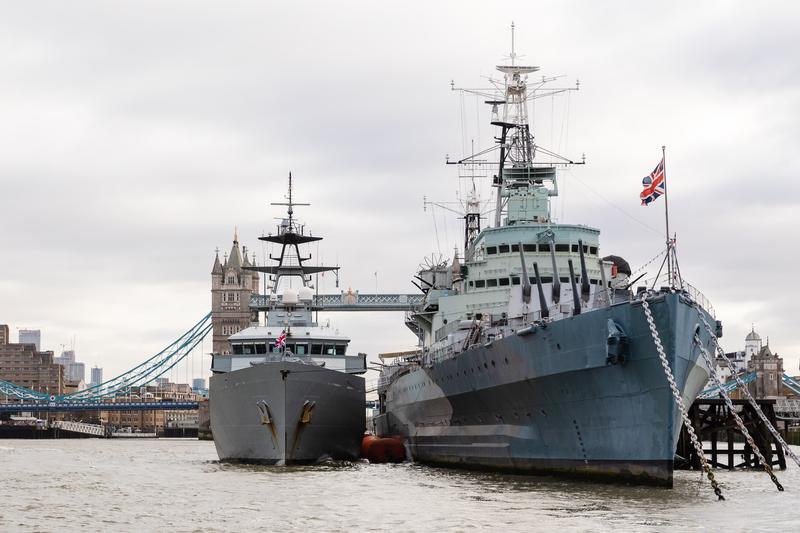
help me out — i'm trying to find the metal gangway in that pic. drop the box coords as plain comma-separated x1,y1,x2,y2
250,292,423,312
50,420,108,437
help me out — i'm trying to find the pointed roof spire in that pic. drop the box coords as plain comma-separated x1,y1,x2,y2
212,247,223,274
228,230,243,269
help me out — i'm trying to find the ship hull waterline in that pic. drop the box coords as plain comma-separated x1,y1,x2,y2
376,293,712,486
211,360,366,465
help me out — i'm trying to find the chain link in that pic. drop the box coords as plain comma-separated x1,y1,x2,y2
640,295,725,500
692,302,800,469
692,332,784,491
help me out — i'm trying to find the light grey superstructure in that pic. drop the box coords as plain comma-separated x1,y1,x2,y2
210,175,366,464
375,48,720,486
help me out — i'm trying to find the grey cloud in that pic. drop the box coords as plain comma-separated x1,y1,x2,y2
1,1,799,377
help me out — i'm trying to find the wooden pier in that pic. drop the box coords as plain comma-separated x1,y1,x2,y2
676,399,787,470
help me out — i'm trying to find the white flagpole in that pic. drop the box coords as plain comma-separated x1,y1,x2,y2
661,145,672,287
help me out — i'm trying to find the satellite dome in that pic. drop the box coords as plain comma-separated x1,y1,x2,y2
298,286,314,302
282,288,298,305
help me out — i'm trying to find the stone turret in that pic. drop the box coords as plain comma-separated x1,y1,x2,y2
747,339,784,399
211,229,260,355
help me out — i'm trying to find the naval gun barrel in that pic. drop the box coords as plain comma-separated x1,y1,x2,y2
532,262,549,319
517,242,531,304
549,243,561,304
568,259,581,315
578,239,591,303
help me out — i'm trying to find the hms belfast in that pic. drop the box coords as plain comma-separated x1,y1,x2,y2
375,48,720,486
211,175,366,464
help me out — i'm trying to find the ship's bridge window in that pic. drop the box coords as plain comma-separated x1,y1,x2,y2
523,244,537,252
590,246,598,255
336,345,346,356
487,279,498,287
242,344,255,355
295,343,307,355
311,343,322,355
232,344,243,355
498,244,510,253
541,276,553,283
560,276,570,283
475,280,486,288
499,278,510,286
469,281,474,287
323,344,336,355
511,244,519,252
486,246,497,255
511,276,520,285
555,244,570,252
255,343,267,354
590,279,598,285
539,243,551,252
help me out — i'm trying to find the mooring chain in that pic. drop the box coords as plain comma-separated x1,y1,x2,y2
692,333,784,491
640,295,725,500
692,303,800,469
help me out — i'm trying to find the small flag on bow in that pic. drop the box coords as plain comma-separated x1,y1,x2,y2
640,158,665,206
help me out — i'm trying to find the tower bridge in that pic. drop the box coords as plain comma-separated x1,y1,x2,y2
1,292,422,413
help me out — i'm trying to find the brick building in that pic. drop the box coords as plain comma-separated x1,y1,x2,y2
100,381,200,432
0,333,64,397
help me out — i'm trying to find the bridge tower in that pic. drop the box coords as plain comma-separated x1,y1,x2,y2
211,229,259,355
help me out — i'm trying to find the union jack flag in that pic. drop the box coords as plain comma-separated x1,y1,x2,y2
275,330,287,349
640,157,665,206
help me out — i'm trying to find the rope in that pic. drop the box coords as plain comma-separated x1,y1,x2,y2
692,301,800,469
693,332,784,490
640,294,725,500
630,248,668,277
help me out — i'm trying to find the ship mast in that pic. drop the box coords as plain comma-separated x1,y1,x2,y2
245,173,339,294
449,23,580,236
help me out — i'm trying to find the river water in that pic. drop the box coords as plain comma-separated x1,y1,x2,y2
1,439,798,532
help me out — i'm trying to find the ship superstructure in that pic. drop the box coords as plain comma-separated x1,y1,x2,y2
375,44,719,486
210,174,366,464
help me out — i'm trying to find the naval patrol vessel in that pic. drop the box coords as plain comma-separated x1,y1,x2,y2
374,50,720,486
210,175,366,464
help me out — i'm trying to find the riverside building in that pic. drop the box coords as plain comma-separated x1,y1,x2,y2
0,326,63,397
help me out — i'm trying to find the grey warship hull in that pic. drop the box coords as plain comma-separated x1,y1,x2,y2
211,360,365,464
376,293,712,486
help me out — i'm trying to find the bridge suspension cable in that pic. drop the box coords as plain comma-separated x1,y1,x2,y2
0,313,212,403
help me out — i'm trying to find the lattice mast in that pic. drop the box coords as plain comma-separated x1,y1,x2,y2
245,173,339,295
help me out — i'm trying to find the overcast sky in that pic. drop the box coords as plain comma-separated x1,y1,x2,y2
1,1,799,383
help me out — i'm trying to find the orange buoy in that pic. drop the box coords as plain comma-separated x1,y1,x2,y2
361,434,379,458
361,434,405,463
